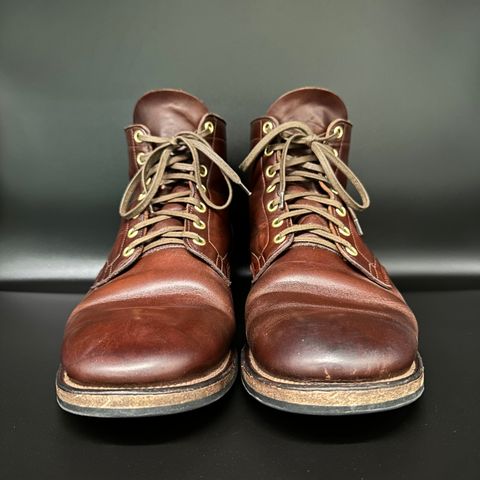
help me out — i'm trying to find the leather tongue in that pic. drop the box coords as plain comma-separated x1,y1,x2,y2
267,87,348,134
133,89,209,137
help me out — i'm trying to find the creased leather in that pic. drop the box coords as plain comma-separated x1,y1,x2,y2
61,90,235,386
244,87,419,383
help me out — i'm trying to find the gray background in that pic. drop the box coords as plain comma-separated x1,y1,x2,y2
1,3,480,480
0,0,479,290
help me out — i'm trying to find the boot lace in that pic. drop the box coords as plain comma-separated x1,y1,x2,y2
239,121,370,254
119,125,248,253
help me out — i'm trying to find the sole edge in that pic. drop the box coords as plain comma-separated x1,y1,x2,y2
241,348,424,415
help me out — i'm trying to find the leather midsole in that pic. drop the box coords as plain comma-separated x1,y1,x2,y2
56,351,236,410
242,349,424,407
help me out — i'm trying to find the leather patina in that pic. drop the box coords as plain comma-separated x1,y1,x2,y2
242,87,420,384
60,90,239,388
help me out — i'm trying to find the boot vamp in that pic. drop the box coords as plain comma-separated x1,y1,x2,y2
246,246,418,382
62,248,234,386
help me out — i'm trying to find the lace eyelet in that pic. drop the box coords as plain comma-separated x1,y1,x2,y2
264,145,274,157
203,121,214,134
345,245,358,256
122,246,135,257
339,225,350,236
200,164,208,177
127,227,138,238
267,200,278,212
138,192,147,201
336,206,347,217
194,202,207,213
262,121,273,134
266,184,276,193
332,148,339,157
333,125,344,139
136,152,147,165
331,188,338,195
133,130,144,143
193,236,206,246
272,218,284,228
265,165,276,178
273,233,286,244
193,219,206,230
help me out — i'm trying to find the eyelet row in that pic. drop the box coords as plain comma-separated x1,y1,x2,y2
200,165,208,177
195,202,207,213
264,145,274,157
193,219,206,230
345,245,358,256
203,121,215,134
193,236,206,246
272,217,283,228
263,121,273,134
266,200,278,212
265,165,275,178
273,233,286,244
133,130,144,143
123,246,135,257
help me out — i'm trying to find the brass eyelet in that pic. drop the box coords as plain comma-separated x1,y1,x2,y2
203,121,214,134
200,164,208,177
127,227,138,239
193,219,206,230
133,130,144,143
331,188,338,195
273,233,286,244
264,145,274,157
138,192,146,201
339,225,350,236
267,200,278,212
333,125,344,139
345,245,358,256
199,184,207,193
265,165,276,178
266,184,276,193
194,202,207,213
262,121,273,134
336,206,347,217
272,217,284,228
133,214,140,219
122,246,135,257
332,148,339,157
136,152,147,165
193,235,206,246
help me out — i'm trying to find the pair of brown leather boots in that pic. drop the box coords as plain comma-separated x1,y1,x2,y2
56,87,424,417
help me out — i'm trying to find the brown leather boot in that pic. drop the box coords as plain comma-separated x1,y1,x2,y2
240,87,424,414
56,89,247,417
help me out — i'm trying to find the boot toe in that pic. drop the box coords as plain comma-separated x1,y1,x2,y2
62,305,233,386
249,306,418,382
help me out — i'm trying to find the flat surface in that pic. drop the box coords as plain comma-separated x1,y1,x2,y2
1,0,479,287
1,289,479,480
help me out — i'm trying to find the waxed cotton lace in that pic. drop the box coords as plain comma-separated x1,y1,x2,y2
239,121,370,253
119,126,249,252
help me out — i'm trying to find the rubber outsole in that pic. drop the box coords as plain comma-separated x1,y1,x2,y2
56,351,237,418
241,348,424,415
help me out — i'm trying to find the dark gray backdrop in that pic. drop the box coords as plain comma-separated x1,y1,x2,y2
1,0,479,290
1,2,480,480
